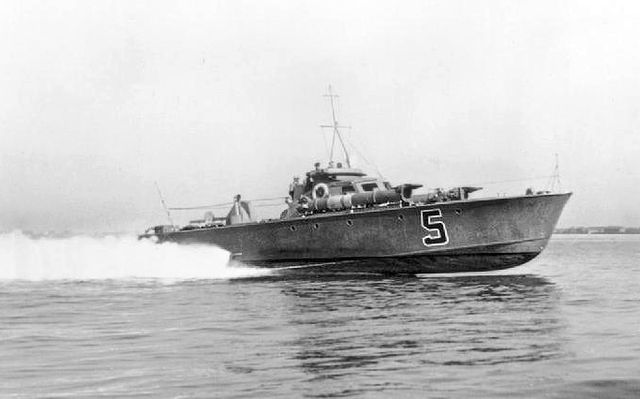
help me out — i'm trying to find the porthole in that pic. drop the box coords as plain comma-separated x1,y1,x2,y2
346,220,353,226
313,223,319,229
455,209,462,215
397,214,405,221
290,225,296,231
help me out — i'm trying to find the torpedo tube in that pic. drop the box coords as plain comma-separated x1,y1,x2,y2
308,189,403,212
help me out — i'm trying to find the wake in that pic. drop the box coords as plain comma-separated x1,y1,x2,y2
0,231,270,281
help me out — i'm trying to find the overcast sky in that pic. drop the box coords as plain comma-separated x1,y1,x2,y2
1,0,639,233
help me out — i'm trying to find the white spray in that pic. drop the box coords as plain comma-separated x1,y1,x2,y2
0,231,271,281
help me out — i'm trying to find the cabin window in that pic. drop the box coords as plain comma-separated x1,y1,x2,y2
361,183,379,192
342,184,356,194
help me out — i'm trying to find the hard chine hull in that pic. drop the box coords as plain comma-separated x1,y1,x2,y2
155,192,571,274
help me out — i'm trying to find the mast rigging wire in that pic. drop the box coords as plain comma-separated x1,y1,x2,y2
423,175,556,191
169,197,288,211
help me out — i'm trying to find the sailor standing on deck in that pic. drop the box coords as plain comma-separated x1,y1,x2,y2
304,162,323,192
226,194,252,225
289,176,300,199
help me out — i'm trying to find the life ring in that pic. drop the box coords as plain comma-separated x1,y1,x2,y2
312,183,330,199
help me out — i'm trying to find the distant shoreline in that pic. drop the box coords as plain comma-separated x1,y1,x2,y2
555,227,640,234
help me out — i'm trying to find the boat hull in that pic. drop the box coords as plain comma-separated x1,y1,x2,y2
155,192,571,274
239,240,545,274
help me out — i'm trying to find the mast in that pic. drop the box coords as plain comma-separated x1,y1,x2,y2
321,85,352,167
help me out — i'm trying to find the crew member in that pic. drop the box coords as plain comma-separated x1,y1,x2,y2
289,176,300,199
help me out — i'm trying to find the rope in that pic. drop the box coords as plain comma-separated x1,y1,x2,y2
253,202,288,208
320,127,331,161
168,196,288,211
168,174,555,211
423,175,555,191
469,175,555,186
343,132,386,180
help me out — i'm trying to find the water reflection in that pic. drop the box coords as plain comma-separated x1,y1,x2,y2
271,274,564,396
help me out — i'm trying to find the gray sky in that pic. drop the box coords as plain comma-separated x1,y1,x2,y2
1,0,639,233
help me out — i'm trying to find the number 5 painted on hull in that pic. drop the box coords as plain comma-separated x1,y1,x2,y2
421,209,449,246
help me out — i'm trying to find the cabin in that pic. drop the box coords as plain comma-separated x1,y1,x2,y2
295,166,392,201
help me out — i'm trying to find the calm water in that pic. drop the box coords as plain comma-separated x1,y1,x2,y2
1,234,639,398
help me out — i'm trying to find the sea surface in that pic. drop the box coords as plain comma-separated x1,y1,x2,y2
1,232,639,398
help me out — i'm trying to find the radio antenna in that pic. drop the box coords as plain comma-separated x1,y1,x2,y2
154,181,174,225
547,153,562,192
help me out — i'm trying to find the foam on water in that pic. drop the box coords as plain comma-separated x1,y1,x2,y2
0,231,271,281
